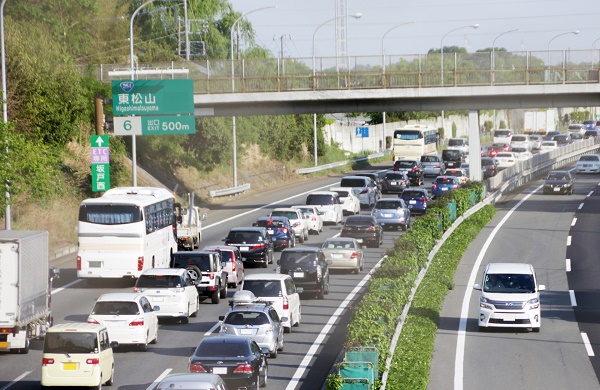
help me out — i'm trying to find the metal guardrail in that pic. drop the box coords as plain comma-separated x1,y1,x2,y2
209,183,250,198
297,152,385,174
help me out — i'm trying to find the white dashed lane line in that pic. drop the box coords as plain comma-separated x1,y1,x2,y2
571,217,577,226
581,332,595,357
566,258,571,272
567,236,572,246
569,290,577,307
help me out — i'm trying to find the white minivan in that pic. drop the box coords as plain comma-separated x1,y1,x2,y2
305,191,344,225
510,134,532,151
41,322,117,389
473,263,545,332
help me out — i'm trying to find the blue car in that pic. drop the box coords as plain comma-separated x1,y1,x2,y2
253,216,295,251
400,188,431,215
431,176,460,198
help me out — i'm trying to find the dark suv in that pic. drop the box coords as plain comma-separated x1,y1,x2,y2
171,251,228,304
441,149,464,169
393,159,424,186
224,227,274,268
341,215,384,248
277,248,331,299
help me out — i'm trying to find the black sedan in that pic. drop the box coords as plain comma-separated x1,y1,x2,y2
542,170,574,195
189,336,268,389
253,216,295,251
381,171,410,194
224,227,275,267
340,215,383,248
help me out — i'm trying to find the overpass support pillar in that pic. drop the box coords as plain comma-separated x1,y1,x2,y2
467,110,483,182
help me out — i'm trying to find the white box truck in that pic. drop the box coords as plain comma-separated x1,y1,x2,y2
523,110,556,135
0,230,59,354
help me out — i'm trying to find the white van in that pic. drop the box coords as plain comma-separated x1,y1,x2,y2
492,129,514,145
473,263,545,332
305,191,344,225
510,134,531,151
41,322,117,388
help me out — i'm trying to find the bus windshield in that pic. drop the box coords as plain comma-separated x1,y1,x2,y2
79,204,142,225
393,130,423,140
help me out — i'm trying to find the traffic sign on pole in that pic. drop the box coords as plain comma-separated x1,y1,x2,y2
355,127,369,138
112,80,194,116
114,115,196,136
90,135,110,192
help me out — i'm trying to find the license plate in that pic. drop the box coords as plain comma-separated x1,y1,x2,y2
0,341,8,349
391,181,397,185
89,261,101,268
63,362,78,370
293,272,305,278
553,188,560,192
503,315,516,322
240,247,250,251
267,229,274,234
409,200,417,204
213,367,228,375
332,254,343,259
442,188,448,191
356,238,363,243
383,213,392,217
240,329,253,335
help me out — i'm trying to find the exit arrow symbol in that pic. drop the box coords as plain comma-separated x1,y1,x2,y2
95,137,104,147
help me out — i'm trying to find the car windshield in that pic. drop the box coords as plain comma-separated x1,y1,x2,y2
448,139,465,146
494,131,512,137
445,170,464,176
580,155,600,162
307,195,334,205
91,301,139,315
375,201,401,209
496,153,512,158
345,218,374,227
256,219,286,228
227,231,263,243
225,311,270,326
323,240,356,249
490,144,506,149
547,173,568,180
435,177,456,184
279,252,317,268
401,190,425,197
136,275,182,288
542,142,555,146
395,161,416,168
483,273,536,293
384,173,405,180
571,133,584,139
512,148,527,153
271,211,298,220
243,280,282,297
195,340,249,358
421,155,440,163
340,178,368,187
173,254,212,271
295,207,314,215
442,150,461,159
334,190,350,198
44,332,98,354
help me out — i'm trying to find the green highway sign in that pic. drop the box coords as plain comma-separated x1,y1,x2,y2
92,163,110,192
90,135,108,148
112,79,194,116
114,115,196,136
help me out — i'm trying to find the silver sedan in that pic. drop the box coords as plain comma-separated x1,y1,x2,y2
321,237,364,274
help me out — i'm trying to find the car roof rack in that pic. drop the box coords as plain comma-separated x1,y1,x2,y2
228,290,273,307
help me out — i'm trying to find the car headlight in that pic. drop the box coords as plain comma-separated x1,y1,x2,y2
526,297,540,310
480,297,494,310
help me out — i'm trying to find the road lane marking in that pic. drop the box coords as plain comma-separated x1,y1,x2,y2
147,368,173,390
566,258,571,272
567,236,572,246
204,321,221,336
571,217,577,226
578,203,584,210
51,278,82,295
284,256,387,390
0,371,32,390
587,191,594,197
581,332,595,356
455,184,542,390
569,290,577,306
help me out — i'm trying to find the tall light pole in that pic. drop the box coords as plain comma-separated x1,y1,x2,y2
381,21,415,152
230,6,275,187
440,23,479,134
312,13,362,166
1,0,8,228
491,28,518,128
547,30,579,66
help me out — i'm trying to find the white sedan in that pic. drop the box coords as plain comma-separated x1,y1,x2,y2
291,205,324,234
540,140,558,153
87,292,159,351
576,154,600,174
494,152,517,169
330,187,361,215
511,147,533,161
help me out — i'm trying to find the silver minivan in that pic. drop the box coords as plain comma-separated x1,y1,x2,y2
420,154,445,177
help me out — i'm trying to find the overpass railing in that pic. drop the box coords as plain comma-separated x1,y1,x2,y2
97,49,600,93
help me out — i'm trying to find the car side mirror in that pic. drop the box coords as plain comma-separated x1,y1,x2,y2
202,212,208,221
153,305,160,312
276,259,280,265
296,287,304,294
219,315,225,321
221,261,227,268
538,284,546,291
261,347,270,355
326,260,333,265
110,341,119,349
190,347,196,355
280,316,289,323
473,284,482,290
252,222,258,226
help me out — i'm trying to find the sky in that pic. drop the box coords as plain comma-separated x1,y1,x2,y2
228,0,600,60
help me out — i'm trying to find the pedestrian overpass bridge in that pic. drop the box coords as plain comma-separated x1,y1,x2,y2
101,49,600,117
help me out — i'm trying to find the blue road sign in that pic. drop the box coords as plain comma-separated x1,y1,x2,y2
355,127,369,138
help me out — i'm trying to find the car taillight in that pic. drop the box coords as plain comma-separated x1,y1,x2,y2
432,185,438,189
317,266,322,281
234,364,253,374
129,319,144,326
133,287,140,292
381,179,388,184
283,295,289,310
87,318,99,324
208,273,215,280
453,185,458,189
418,198,426,203
350,251,358,259
342,225,351,231
137,256,144,271
393,166,399,171
42,358,54,366
86,358,99,365
265,325,274,334
434,164,440,168
367,226,376,231
360,189,368,194
278,227,289,234
311,217,317,221
251,243,265,250
76,256,81,270
189,363,207,373
293,221,301,227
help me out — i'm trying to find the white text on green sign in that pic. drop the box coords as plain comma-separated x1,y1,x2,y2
113,116,196,135
92,163,110,192
111,80,194,116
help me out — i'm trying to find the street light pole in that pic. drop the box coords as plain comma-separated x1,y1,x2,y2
381,21,415,152
440,23,479,134
547,30,579,66
491,28,518,128
312,13,362,166
230,6,275,187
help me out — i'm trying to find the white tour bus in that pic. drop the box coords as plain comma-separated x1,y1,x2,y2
77,187,178,280
392,125,438,161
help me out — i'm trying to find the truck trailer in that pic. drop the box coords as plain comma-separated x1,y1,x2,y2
0,230,58,354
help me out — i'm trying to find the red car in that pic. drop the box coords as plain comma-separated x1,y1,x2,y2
487,143,511,157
